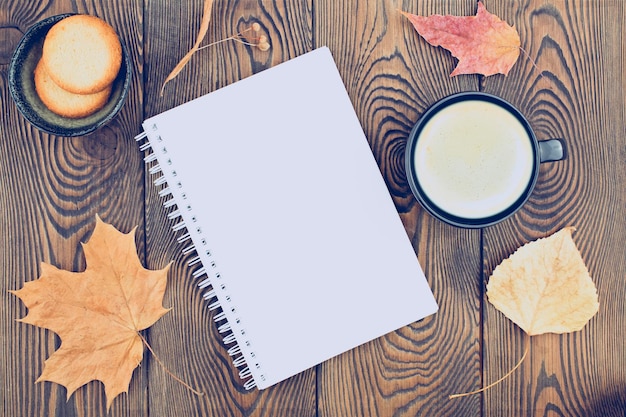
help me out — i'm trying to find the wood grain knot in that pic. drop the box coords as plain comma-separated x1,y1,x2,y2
82,126,119,160
381,135,411,196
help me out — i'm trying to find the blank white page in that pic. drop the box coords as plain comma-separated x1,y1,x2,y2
143,47,438,389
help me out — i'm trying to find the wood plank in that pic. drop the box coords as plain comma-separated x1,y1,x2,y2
314,1,484,416
481,1,626,416
142,1,317,415
1,1,146,416
3,0,623,416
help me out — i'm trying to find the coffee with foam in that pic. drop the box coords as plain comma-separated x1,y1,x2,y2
411,99,535,219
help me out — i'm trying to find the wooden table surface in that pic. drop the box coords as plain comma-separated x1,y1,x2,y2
2,0,625,416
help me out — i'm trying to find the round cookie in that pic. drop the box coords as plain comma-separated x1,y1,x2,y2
41,14,122,94
34,61,112,118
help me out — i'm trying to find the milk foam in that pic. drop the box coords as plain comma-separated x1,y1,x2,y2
413,100,534,219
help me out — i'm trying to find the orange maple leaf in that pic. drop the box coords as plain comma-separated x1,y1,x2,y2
402,1,521,76
11,215,171,409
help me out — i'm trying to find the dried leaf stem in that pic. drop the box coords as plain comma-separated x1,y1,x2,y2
160,0,215,96
449,335,530,399
518,46,542,76
138,332,204,396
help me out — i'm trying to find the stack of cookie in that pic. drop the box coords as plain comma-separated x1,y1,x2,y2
35,14,122,118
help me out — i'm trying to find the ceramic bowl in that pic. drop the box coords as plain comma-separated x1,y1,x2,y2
8,14,132,137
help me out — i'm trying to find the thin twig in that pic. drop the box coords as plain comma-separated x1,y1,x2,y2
196,32,259,52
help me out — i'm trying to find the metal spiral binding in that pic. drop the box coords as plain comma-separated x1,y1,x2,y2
135,130,257,390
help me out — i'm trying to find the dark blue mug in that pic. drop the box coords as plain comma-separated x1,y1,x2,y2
405,92,565,228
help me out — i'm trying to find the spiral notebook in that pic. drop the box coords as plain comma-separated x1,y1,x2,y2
136,47,438,390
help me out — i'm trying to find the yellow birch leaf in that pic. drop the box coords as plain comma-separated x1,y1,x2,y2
451,227,599,399
487,226,599,336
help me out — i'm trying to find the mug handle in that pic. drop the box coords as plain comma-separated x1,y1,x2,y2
539,139,566,162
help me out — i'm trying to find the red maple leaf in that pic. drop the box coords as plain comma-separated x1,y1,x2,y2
402,1,521,76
